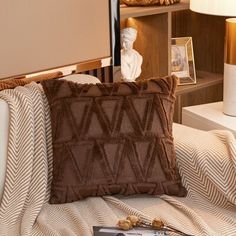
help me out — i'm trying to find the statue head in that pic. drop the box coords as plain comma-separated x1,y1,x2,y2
120,27,137,51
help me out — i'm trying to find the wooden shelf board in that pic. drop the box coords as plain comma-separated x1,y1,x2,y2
120,0,189,19
175,71,223,95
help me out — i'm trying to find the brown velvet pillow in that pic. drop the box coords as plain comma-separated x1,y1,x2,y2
42,76,186,204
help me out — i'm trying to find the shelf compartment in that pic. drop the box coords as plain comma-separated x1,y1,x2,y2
124,14,169,79
174,71,223,123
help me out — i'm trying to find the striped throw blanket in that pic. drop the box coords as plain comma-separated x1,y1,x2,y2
0,83,235,236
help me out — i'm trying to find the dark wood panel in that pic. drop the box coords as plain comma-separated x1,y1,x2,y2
120,1,189,19
173,72,223,123
175,71,223,95
172,10,226,74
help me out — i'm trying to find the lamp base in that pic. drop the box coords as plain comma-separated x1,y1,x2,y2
223,63,236,116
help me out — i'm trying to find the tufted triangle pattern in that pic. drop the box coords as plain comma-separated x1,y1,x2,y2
42,76,186,204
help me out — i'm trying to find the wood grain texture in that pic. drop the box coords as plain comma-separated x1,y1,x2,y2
174,71,223,123
172,10,226,73
172,11,225,123
126,14,169,79
120,1,190,79
168,12,172,75
175,71,223,95
119,4,225,124
120,0,189,19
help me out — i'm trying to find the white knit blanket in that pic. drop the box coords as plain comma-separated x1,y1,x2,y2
0,83,236,236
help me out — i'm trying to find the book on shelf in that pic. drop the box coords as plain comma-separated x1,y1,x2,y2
93,226,169,236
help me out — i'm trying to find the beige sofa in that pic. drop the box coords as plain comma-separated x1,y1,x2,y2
0,75,235,236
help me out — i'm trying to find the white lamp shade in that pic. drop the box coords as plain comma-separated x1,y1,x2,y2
190,0,236,17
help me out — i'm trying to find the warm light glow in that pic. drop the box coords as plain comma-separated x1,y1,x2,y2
127,17,135,23
190,0,236,17
125,17,139,30
227,18,236,24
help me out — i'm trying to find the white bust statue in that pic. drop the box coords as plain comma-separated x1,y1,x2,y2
120,27,143,82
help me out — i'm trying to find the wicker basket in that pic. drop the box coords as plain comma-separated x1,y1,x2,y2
122,0,180,6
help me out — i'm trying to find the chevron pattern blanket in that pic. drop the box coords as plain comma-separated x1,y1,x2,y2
0,83,236,236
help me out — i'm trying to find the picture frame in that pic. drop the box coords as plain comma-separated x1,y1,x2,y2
171,37,196,85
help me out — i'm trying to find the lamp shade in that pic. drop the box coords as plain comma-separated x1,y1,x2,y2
190,0,236,17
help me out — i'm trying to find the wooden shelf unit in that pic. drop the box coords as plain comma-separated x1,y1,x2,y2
120,1,189,19
120,1,189,79
175,71,223,96
174,71,223,123
172,9,225,122
120,1,225,123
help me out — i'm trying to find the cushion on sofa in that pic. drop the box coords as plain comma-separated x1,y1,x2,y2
0,78,30,91
42,76,186,204
0,71,63,91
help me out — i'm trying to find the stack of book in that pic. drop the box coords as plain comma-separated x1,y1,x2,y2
93,226,168,236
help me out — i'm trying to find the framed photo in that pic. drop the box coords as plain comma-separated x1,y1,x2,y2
171,37,196,85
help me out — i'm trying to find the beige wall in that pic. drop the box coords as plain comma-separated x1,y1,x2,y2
0,0,111,79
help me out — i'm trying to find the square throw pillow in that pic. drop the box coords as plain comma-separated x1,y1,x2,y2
42,76,186,204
